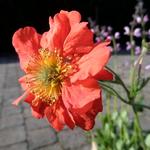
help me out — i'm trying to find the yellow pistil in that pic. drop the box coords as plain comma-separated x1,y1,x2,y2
25,48,72,106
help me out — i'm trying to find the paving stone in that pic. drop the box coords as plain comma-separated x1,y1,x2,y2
143,92,150,105
72,144,91,150
1,105,22,116
28,127,57,150
140,116,150,130
80,144,91,150
26,117,49,131
17,67,24,77
4,63,19,88
0,114,24,129
0,142,27,150
143,109,150,116
3,87,21,106
0,77,5,89
24,107,32,118
37,143,63,150
0,126,26,147
58,128,87,150
0,92,2,104
0,56,149,150
0,65,6,89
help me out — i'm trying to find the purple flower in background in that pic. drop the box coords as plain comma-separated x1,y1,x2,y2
136,16,142,23
102,31,109,38
126,41,132,50
143,15,149,23
114,32,120,39
116,43,121,51
145,64,150,70
107,26,113,32
106,36,112,40
148,29,150,35
124,26,130,35
95,37,101,42
135,46,141,55
133,28,141,37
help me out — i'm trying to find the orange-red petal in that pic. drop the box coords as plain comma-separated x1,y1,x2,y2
12,91,28,106
63,22,94,56
45,106,64,131
12,27,41,71
45,99,75,131
41,13,70,52
62,78,101,109
18,76,28,90
60,10,81,26
70,42,111,82
70,98,102,130
24,94,47,119
94,68,114,81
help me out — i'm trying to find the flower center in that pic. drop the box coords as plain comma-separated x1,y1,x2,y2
25,49,72,106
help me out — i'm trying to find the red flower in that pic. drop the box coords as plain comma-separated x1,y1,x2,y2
12,10,113,131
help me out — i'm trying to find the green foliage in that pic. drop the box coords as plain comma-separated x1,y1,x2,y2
145,134,150,148
93,110,149,150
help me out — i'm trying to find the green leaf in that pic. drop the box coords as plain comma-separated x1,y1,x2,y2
117,118,123,128
145,134,150,147
112,111,118,121
116,140,123,150
120,110,128,122
129,147,135,150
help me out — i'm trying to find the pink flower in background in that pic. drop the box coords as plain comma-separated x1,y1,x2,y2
143,15,149,23
91,29,95,33
95,37,101,42
134,28,141,37
106,36,112,40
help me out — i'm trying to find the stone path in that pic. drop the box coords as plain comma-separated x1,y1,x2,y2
0,56,150,150
0,58,90,150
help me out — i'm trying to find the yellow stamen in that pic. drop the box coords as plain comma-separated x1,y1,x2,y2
25,49,73,106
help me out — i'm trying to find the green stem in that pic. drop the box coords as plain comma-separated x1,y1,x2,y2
99,82,150,110
129,25,136,97
106,93,111,114
130,43,148,98
105,66,130,97
112,36,117,54
99,82,127,103
130,24,135,65
132,105,147,149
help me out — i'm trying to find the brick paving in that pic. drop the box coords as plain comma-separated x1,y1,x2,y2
0,56,150,150
0,58,90,150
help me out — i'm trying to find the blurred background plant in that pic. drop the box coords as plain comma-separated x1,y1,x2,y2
89,0,150,149
88,0,150,55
